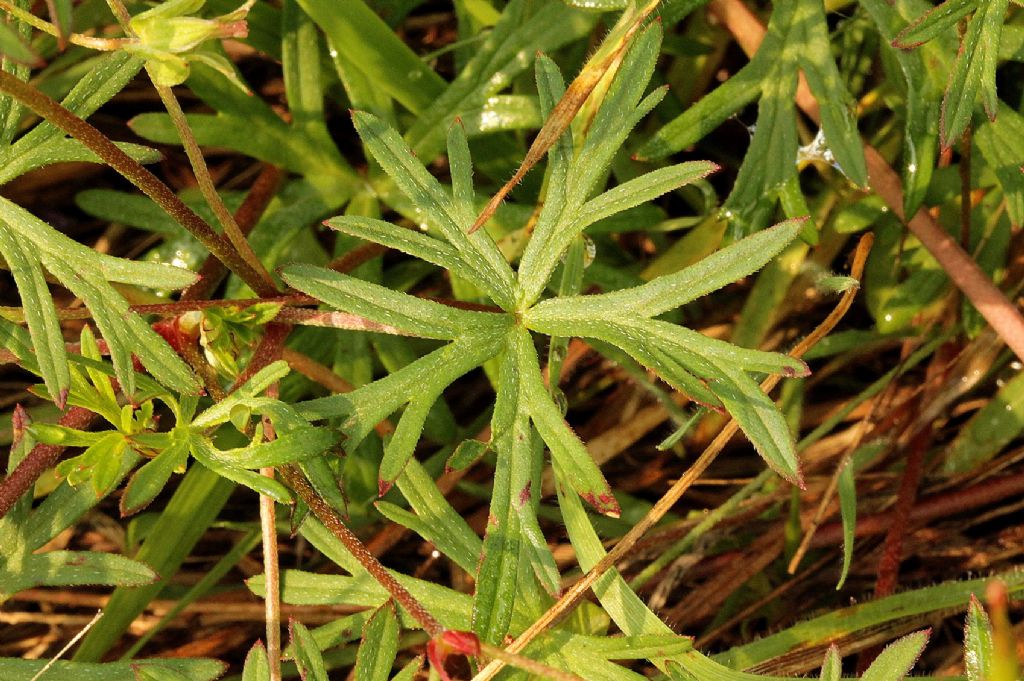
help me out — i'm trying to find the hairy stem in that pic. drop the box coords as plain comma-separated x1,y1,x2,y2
473,234,873,681
154,84,277,294
183,164,283,301
0,70,273,296
278,465,444,637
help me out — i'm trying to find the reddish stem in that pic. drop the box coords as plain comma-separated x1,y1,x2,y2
183,164,283,301
0,407,97,519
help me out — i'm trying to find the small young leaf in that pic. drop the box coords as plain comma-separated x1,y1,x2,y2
819,645,841,681
354,602,400,681
860,630,930,681
242,641,271,681
836,457,856,589
964,595,994,681
121,439,191,516
290,620,329,681
446,439,489,472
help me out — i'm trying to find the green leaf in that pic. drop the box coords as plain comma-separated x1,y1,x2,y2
513,326,620,516
964,595,994,681
819,645,841,681
0,139,161,185
446,438,489,472
188,436,293,502
325,216,467,275
0,197,199,397
121,440,191,516
350,111,516,307
0,21,38,66
939,0,1009,147
354,602,400,681
893,0,977,48
296,0,444,114
242,642,272,681
717,572,1024,669
282,262,510,339
203,427,339,469
0,52,144,171
389,657,423,681
0,222,69,408
861,630,929,681
1,550,157,596
704,361,801,485
404,0,593,158
298,332,506,445
944,363,1024,473
133,664,192,681
794,0,867,187
975,103,1024,227
291,620,329,681
74,466,234,661
836,458,856,589
394,458,482,573
636,58,764,160
526,218,804,321
473,337,529,644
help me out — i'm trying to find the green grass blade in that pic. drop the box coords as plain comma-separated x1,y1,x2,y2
73,465,235,661
0,659,225,681
716,571,1024,670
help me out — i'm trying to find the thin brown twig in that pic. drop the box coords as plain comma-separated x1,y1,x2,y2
473,234,873,681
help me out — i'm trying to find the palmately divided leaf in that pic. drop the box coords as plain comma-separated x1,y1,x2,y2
350,110,516,308
0,196,199,397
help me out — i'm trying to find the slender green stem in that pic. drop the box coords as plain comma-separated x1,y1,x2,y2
0,70,274,295
154,83,277,294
